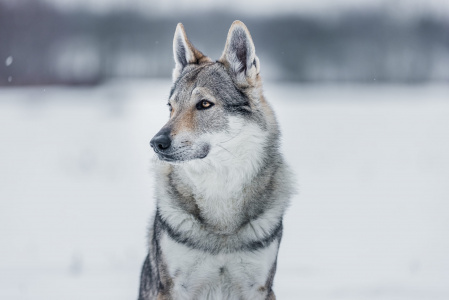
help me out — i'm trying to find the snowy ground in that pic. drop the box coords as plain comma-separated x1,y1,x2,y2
0,80,448,300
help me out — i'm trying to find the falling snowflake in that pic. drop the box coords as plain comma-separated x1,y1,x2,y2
5,56,13,67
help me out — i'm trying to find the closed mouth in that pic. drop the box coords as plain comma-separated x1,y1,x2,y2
153,144,210,162
156,153,179,162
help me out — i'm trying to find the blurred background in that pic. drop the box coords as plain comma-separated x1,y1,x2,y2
1,0,449,85
1,0,448,299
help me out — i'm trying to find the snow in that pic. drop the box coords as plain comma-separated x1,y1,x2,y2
5,56,13,67
0,80,448,299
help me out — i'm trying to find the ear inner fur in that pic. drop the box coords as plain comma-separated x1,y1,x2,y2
219,20,260,86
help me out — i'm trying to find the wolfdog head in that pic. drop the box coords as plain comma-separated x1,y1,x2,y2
150,21,280,174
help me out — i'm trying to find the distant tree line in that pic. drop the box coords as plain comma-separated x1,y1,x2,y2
1,0,448,85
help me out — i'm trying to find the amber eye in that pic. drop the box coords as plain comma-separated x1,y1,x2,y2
196,100,214,110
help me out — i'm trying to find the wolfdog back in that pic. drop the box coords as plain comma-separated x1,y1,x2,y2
138,20,294,300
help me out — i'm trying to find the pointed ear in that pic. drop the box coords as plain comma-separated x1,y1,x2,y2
219,20,260,86
172,23,210,82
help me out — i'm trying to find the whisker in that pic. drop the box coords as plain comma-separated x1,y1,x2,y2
216,144,237,158
200,158,214,168
219,129,243,144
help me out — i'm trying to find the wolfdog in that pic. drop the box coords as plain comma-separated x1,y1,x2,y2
138,20,294,300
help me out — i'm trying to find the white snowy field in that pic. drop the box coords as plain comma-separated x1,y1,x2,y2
0,80,448,300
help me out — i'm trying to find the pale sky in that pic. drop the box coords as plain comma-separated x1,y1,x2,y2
36,0,449,17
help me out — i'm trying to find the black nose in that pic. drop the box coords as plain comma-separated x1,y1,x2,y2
150,134,171,151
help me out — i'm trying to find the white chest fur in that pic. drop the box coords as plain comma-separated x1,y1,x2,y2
160,232,279,300
177,118,269,234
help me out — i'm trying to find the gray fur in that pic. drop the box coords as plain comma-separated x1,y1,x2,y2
139,21,294,300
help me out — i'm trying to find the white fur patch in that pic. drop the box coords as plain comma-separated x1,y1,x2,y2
160,231,278,300
179,117,268,233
